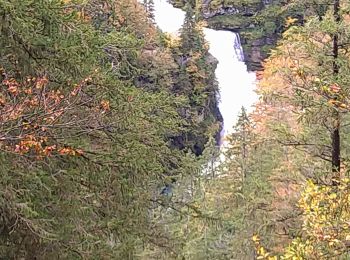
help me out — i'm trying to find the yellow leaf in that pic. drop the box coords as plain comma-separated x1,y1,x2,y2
258,247,266,255
285,17,298,27
252,234,260,242
329,193,337,199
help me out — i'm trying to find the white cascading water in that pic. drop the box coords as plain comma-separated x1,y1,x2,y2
153,0,257,141
203,29,256,139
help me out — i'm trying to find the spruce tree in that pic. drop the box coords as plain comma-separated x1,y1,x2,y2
180,3,196,53
225,107,254,183
147,0,155,24
143,0,155,24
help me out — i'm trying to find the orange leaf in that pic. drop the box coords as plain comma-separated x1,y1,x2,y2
101,100,110,111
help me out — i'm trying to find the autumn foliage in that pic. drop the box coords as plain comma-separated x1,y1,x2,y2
0,71,96,157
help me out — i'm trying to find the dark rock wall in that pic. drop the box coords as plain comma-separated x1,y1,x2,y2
201,0,281,71
170,0,296,71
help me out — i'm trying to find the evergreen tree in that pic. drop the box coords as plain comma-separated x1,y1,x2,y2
143,0,155,24
180,3,197,53
0,0,220,257
273,0,349,179
225,107,254,182
147,0,155,23
167,1,222,156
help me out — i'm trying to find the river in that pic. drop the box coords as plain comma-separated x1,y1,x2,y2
153,0,257,138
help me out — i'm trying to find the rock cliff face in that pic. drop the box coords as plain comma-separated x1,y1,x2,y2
201,0,280,71
170,51,223,155
239,33,278,71
170,0,290,71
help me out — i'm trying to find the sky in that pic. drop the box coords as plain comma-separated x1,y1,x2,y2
153,0,257,136
154,0,185,33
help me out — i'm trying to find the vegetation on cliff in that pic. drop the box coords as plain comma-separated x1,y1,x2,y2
170,0,331,71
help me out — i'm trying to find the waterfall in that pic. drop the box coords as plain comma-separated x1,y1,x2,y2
153,0,257,139
233,34,245,62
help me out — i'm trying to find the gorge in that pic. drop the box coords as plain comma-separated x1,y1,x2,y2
154,0,257,138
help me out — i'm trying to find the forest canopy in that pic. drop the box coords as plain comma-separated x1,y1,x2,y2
2,0,350,259
0,0,222,258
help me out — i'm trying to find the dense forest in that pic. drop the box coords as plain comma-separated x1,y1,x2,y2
0,0,222,258
1,0,350,259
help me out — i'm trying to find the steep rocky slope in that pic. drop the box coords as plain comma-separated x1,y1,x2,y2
170,0,303,71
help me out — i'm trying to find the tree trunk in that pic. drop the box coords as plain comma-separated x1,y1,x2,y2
332,121,340,173
331,0,341,174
